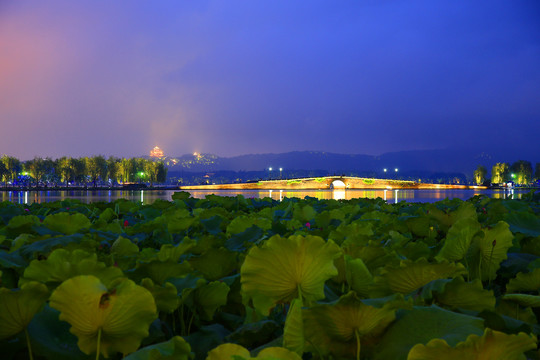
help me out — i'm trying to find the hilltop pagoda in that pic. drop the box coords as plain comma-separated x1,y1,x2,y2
150,146,164,158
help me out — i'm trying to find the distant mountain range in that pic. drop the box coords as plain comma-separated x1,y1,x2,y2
161,147,537,178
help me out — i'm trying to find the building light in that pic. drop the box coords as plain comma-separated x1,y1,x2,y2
150,146,164,158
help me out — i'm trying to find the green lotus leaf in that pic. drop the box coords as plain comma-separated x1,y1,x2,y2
206,343,250,360
374,305,484,360
303,291,403,358
433,277,496,312
0,281,49,339
496,299,537,323
171,191,191,201
189,247,238,281
156,240,196,262
407,328,537,360
43,212,91,235
341,241,401,273
123,336,192,360
507,268,540,293
466,221,513,281
427,201,477,230
344,256,373,298
502,294,540,308
194,281,230,321
283,298,304,355
241,234,341,315
141,278,180,313
292,204,316,223
111,236,139,256
436,218,482,262
255,347,302,359
20,248,124,289
226,215,272,235
398,241,432,261
10,233,35,251
6,214,40,236
505,211,540,237
49,275,157,358
369,258,468,297
26,304,90,360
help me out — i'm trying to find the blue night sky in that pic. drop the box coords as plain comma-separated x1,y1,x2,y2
1,0,539,160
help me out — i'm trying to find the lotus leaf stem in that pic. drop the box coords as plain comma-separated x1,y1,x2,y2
96,327,102,360
25,329,33,360
355,329,361,360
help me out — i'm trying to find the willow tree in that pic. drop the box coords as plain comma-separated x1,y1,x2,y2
473,165,487,185
491,163,509,184
510,160,533,185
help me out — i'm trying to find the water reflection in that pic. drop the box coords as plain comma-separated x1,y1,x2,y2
0,188,530,205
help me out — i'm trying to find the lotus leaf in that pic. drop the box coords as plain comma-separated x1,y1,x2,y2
496,300,537,323
436,218,482,262
505,211,540,237
344,256,373,297
467,221,513,281
283,298,304,355
50,275,157,358
507,268,540,293
11,233,35,251
123,336,192,360
241,234,341,315
20,248,124,289
374,305,484,360
502,294,540,307
292,204,316,223
0,281,49,339
43,212,91,235
369,258,468,297
6,214,40,232
421,277,495,311
206,343,250,360
194,281,230,321
141,278,180,313
206,344,301,360
226,216,272,235
407,328,537,360
189,247,238,281
303,291,402,359
427,201,477,230
111,236,139,256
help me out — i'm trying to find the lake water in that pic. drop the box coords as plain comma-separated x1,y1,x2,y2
0,188,529,205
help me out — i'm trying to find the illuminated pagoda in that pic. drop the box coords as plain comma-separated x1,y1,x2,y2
150,146,164,158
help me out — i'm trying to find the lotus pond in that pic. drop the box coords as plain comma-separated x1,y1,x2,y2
1,192,540,359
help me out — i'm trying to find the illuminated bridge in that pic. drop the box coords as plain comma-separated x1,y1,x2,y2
180,176,482,190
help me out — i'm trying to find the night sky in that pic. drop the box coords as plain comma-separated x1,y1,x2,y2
1,1,539,161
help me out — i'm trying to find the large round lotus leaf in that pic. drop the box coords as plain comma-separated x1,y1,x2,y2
256,347,302,359
7,214,40,232
303,292,402,358
434,277,496,312
373,306,484,360
195,281,230,321
123,336,192,360
507,268,540,293
241,234,341,315
43,212,91,235
0,281,49,339
111,236,139,256
427,201,477,230
140,278,180,313
466,221,513,282
189,247,238,281
226,215,272,235
49,275,157,358
502,294,540,308
505,211,540,237
496,299,537,324
206,343,250,360
283,298,304,355
369,258,468,297
344,256,373,297
407,328,537,360
436,218,482,262
20,248,124,289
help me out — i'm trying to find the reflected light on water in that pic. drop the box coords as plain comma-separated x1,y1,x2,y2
0,188,530,205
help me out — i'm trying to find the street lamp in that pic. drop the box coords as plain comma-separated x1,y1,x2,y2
279,167,283,179
268,167,272,180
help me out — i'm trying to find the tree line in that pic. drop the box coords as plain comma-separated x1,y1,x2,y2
474,160,540,185
0,155,167,187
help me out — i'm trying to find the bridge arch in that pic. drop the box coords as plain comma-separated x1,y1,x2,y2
330,179,346,189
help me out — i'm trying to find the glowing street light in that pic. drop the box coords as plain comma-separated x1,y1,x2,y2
279,167,283,179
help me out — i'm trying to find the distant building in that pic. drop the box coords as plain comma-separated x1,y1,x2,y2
150,146,164,158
